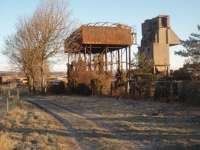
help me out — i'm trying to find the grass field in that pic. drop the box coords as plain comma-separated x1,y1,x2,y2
0,96,200,150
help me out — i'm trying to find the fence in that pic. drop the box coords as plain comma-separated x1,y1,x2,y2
154,80,179,101
129,79,155,98
0,83,21,114
153,80,200,104
177,81,200,105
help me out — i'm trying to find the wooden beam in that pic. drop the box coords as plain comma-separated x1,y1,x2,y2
129,46,131,71
89,45,92,70
84,47,87,63
110,51,113,73
121,49,123,70
126,48,128,73
105,48,108,72
118,49,120,70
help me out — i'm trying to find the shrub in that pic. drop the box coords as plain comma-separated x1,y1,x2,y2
178,81,200,105
47,80,66,94
76,83,91,96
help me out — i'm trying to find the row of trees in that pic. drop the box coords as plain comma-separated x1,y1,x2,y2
4,0,72,93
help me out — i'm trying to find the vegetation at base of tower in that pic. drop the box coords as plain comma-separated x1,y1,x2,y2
126,53,155,97
67,58,112,95
135,53,154,74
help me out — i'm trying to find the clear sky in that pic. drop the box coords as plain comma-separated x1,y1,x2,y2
0,0,200,71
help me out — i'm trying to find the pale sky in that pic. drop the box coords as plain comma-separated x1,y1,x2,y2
0,0,200,71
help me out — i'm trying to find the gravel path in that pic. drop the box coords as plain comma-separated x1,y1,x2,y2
27,96,200,150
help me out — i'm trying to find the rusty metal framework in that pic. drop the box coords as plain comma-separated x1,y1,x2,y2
85,22,133,30
65,22,135,52
64,22,136,88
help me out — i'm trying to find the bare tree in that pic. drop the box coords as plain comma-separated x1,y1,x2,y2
4,0,72,93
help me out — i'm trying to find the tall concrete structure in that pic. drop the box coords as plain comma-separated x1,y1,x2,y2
140,15,180,74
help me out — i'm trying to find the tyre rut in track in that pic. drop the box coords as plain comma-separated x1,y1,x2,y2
27,99,83,150
27,98,115,150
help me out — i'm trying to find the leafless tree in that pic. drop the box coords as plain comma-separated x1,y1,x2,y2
4,0,72,93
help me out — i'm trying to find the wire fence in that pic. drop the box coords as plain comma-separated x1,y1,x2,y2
0,83,22,115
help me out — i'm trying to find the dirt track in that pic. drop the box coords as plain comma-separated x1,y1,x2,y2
27,96,200,150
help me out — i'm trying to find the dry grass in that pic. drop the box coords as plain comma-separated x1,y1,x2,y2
0,132,17,150
0,103,80,150
46,95,200,149
1,95,200,150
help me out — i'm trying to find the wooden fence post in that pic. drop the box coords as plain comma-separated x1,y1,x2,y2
6,97,9,113
7,90,11,113
17,89,20,101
